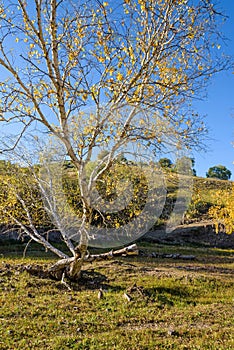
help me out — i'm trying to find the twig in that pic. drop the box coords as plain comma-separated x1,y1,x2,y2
61,271,71,291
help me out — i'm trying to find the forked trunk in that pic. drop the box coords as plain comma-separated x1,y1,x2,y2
67,244,87,280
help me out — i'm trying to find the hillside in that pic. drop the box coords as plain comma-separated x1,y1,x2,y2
144,175,234,248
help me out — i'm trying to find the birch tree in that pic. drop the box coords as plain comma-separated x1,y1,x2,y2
0,0,231,280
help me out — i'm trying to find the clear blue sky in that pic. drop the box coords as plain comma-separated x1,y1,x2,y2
193,0,234,180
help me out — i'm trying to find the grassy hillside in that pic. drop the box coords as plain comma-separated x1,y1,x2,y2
153,173,233,227
184,177,234,238
0,164,233,232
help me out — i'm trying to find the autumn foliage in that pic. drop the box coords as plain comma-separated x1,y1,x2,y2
208,182,234,234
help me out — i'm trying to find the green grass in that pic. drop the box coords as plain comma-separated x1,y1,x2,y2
0,243,233,349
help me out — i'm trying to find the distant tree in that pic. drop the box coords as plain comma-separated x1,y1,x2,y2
98,150,128,164
158,158,173,169
174,157,196,176
97,150,109,161
116,153,128,164
190,158,197,176
206,165,232,180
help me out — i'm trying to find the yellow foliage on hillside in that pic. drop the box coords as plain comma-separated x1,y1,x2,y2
208,182,234,234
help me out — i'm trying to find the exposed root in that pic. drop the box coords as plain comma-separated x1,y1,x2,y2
61,271,72,291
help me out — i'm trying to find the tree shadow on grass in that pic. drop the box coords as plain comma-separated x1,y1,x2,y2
0,262,124,292
76,270,122,291
60,269,125,292
143,286,192,306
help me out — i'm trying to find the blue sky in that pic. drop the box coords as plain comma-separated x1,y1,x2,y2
193,0,234,180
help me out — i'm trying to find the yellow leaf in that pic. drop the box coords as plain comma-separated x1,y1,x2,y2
108,67,114,76
98,56,105,63
82,93,88,101
116,72,124,81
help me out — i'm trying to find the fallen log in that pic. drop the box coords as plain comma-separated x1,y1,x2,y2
84,244,139,262
143,251,196,260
